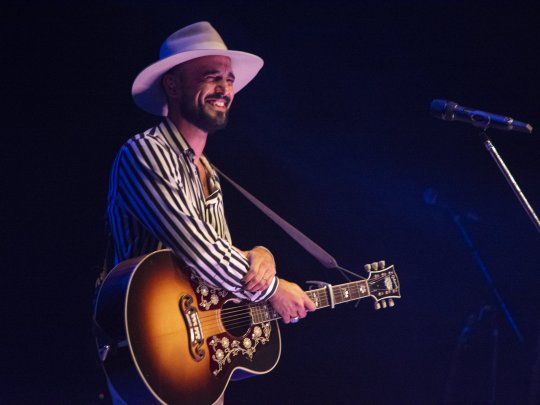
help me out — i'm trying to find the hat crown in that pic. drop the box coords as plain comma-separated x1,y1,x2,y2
159,21,228,60
133,21,263,116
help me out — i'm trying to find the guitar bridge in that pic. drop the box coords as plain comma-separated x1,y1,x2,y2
179,295,205,361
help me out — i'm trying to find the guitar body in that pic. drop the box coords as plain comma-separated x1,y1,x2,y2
94,249,281,404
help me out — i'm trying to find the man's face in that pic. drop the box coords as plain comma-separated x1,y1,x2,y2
166,55,235,133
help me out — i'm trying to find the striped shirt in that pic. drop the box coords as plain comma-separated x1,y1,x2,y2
107,118,278,302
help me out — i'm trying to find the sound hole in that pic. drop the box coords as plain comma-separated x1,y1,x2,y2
221,300,251,338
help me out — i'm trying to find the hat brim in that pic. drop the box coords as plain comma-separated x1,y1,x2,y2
132,49,263,116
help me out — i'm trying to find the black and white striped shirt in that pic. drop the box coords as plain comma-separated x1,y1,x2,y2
107,118,278,302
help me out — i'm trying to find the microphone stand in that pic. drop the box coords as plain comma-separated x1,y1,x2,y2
443,305,498,404
424,189,523,342
452,210,523,343
479,129,540,234
442,210,516,403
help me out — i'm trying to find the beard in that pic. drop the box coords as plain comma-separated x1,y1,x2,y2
178,95,229,133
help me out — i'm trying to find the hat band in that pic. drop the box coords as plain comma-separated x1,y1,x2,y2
160,40,228,59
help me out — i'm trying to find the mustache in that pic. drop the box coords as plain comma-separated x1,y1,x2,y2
205,94,231,105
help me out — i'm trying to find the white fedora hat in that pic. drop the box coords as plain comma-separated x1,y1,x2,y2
132,21,264,116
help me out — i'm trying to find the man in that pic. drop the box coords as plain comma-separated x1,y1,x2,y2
107,21,315,403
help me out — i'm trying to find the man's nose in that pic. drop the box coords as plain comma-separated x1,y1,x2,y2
214,78,233,94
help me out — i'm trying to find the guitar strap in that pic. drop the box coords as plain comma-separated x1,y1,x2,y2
92,159,356,367
95,164,353,291
212,165,340,270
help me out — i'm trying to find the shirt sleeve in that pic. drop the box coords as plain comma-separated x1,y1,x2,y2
115,135,277,302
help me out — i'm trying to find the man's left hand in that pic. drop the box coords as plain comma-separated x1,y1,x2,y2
243,246,276,292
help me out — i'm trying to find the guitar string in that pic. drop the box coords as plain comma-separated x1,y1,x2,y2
198,287,328,315
201,311,268,326
209,300,323,328
198,278,376,318
196,291,332,322
200,293,375,331
196,282,387,332
202,294,381,335
196,298,292,316
196,282,370,321
200,310,274,324
213,295,358,329
203,309,313,335
195,289,328,321
202,315,261,333
211,315,264,330
202,301,325,326
197,295,320,322
203,317,278,336
197,305,256,319
201,302,317,330
203,311,310,333
204,294,373,329
200,285,394,334
196,286,371,326
207,278,386,320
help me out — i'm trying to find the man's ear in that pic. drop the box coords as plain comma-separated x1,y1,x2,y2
162,73,180,98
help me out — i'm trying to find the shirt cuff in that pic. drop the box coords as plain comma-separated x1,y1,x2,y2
257,276,279,301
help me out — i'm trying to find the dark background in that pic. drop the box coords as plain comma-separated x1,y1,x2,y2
4,0,540,403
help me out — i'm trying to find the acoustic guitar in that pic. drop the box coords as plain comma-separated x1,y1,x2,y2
93,249,400,404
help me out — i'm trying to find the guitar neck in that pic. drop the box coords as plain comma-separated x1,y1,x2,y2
251,279,370,323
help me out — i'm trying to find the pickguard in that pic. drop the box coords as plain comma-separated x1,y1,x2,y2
187,268,273,376
190,270,228,310
208,323,272,376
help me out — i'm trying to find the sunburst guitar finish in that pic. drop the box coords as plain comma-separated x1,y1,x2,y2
94,250,281,404
94,249,400,404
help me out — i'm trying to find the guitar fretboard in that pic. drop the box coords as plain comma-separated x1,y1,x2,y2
250,280,370,324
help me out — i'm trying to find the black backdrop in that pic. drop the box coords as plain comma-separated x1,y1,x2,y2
4,1,540,403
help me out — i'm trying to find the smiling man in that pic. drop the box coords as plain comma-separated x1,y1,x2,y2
106,22,315,404
164,55,234,133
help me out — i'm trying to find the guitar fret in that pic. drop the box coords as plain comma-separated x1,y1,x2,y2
252,280,370,323
332,280,369,304
253,303,280,323
306,288,329,309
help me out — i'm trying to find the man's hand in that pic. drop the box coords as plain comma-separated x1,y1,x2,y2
243,246,276,292
269,279,316,323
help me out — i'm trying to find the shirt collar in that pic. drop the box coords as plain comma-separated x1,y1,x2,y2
158,118,217,180
159,117,195,160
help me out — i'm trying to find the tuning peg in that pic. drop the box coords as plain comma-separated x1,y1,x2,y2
381,300,387,309
365,260,386,272
374,301,381,310
388,299,395,308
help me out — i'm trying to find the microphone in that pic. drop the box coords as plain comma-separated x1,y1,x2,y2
430,99,533,134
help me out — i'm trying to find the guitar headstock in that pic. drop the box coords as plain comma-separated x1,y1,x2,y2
366,264,401,310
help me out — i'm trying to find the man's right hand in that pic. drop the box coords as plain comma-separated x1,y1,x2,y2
268,278,316,323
